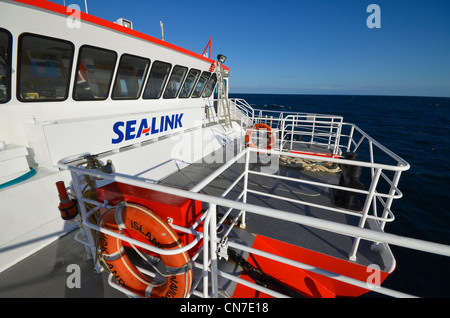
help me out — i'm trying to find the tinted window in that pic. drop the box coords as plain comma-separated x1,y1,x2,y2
191,71,211,98
0,29,11,103
73,45,117,100
179,68,200,98
18,34,74,102
163,65,187,99
202,73,217,98
143,61,171,99
112,54,150,99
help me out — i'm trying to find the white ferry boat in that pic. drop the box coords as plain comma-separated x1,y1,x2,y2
1,0,449,298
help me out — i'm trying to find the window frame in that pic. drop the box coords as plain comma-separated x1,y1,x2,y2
163,65,188,99
17,32,75,103
142,60,172,100
73,44,118,101
202,73,218,98
179,68,201,99
191,71,211,98
0,28,12,104
111,53,150,100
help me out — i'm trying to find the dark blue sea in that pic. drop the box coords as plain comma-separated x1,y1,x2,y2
230,93,450,298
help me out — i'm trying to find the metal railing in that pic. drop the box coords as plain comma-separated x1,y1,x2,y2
227,105,344,154
226,104,417,261
58,143,450,299
229,98,255,124
203,98,254,127
280,113,343,155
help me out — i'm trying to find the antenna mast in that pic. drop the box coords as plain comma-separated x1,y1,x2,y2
160,21,164,41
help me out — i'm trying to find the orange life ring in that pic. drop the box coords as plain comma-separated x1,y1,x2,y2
245,123,276,150
98,202,193,298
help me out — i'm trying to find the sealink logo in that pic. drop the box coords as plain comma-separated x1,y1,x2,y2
112,113,184,144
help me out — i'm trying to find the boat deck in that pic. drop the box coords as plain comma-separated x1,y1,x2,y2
159,142,386,269
0,141,388,298
0,230,124,298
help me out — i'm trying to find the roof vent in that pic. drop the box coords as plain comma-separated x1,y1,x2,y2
114,18,133,30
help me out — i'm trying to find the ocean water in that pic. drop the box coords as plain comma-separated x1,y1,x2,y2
230,93,450,297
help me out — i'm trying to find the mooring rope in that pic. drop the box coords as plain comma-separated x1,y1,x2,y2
279,156,341,173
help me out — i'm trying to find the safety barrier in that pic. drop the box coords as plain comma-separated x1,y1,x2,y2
58,142,450,298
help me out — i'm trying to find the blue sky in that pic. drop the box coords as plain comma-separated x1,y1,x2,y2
53,0,450,97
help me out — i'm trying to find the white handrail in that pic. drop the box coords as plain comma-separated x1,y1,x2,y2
57,151,448,256
81,200,204,256
58,146,450,299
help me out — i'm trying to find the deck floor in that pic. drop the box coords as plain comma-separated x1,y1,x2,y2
0,230,124,298
159,142,386,269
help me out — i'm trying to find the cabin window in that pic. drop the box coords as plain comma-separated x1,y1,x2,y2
0,29,12,104
112,54,150,100
191,71,211,98
142,61,171,99
179,68,200,98
202,73,217,98
163,65,188,99
73,45,117,100
17,33,74,102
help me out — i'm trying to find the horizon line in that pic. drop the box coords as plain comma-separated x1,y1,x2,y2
228,92,450,99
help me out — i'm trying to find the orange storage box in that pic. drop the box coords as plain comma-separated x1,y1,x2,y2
96,182,203,257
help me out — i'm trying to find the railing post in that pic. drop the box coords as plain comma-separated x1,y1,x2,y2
209,203,219,298
334,118,343,155
349,168,382,261
240,148,250,229
346,125,355,152
202,208,211,298
369,140,375,177
290,115,294,149
380,169,403,231
70,170,102,273
328,117,334,150
310,114,316,145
